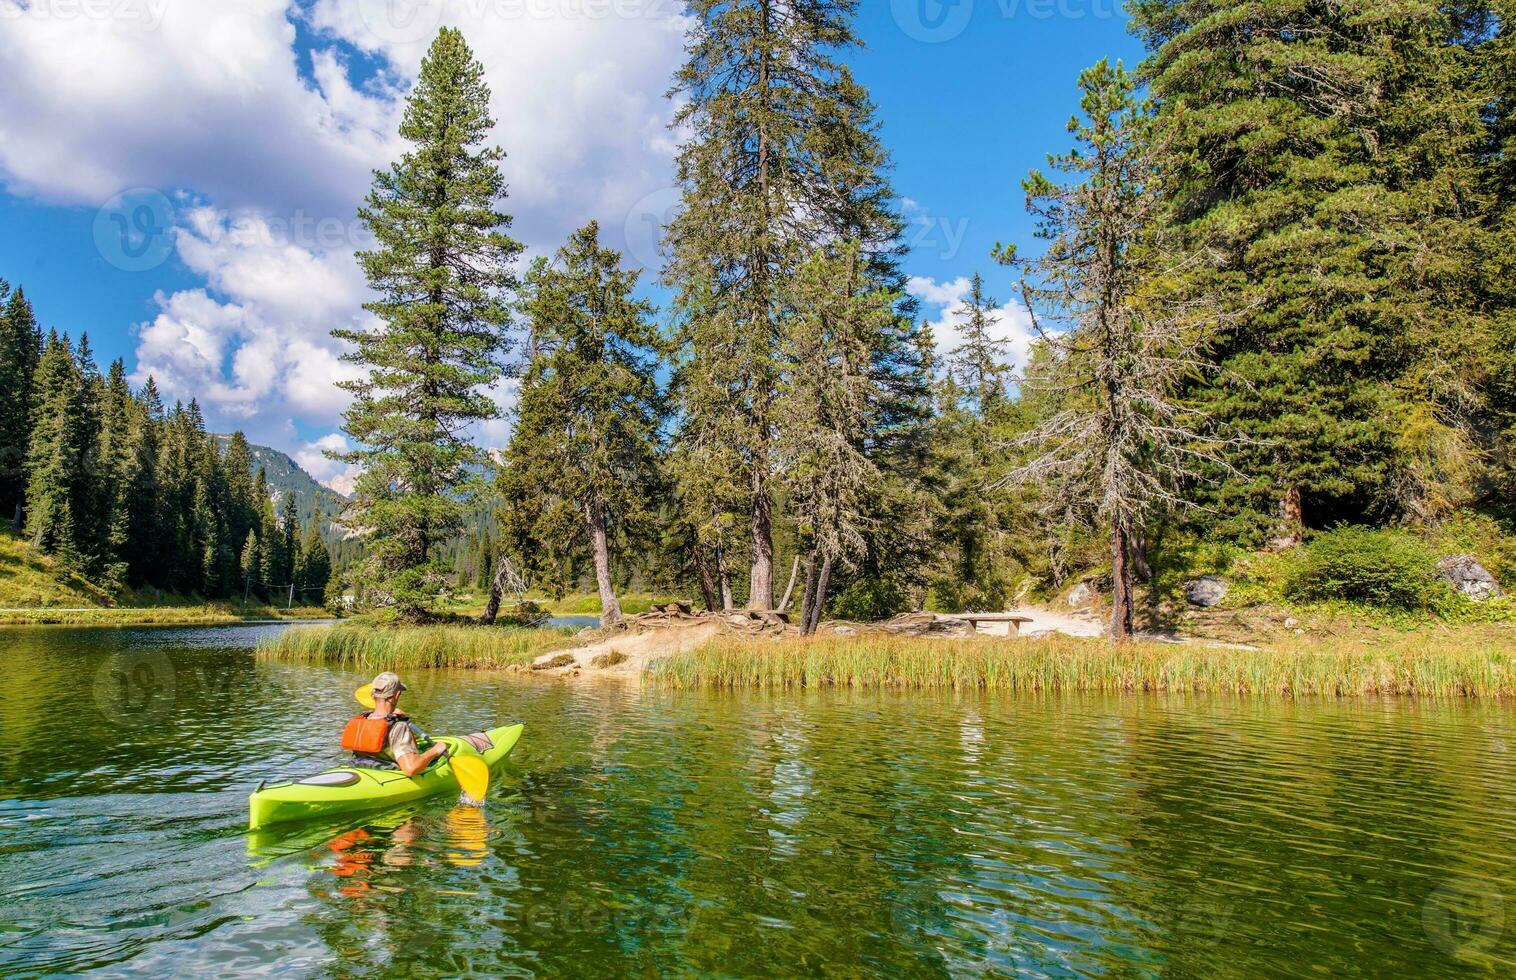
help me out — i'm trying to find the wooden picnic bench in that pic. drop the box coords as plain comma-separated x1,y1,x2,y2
936,613,1035,638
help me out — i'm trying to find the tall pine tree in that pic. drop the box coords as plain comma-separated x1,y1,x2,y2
333,28,522,619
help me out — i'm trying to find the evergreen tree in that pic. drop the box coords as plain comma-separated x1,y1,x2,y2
666,0,908,609
1132,0,1496,541
500,223,663,626
123,377,164,585
333,28,522,620
24,332,87,562
280,490,299,590
296,519,332,602
240,529,260,602
95,360,137,588
0,286,42,527
946,274,1013,416
779,243,891,632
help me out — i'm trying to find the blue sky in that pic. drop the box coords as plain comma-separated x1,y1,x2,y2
0,0,1140,489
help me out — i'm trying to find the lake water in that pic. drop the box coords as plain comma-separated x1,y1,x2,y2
2,623,1514,976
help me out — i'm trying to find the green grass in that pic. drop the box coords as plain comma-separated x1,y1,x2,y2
256,621,574,669
654,631,1516,698
0,532,112,608
0,605,331,627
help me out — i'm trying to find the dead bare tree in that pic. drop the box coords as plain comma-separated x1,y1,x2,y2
997,60,1235,641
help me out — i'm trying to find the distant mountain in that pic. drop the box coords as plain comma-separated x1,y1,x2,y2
213,435,349,527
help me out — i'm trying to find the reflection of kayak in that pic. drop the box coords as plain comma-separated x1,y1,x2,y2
248,724,523,830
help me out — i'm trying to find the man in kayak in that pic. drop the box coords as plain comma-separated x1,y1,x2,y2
341,672,449,777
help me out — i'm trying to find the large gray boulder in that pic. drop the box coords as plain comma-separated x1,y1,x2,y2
1438,555,1505,601
1066,582,1098,609
1184,575,1230,608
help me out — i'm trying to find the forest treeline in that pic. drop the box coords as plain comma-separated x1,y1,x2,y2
7,2,1514,628
482,1,1516,632
0,294,333,604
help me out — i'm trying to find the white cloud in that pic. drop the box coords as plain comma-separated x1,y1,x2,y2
130,207,369,441
907,275,1038,375
295,433,361,496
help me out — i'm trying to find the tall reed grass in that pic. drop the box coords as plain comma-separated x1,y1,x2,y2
653,633,1516,698
256,623,573,669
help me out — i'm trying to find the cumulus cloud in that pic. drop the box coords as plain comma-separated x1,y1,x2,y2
907,274,1038,376
130,207,370,440
1,0,689,462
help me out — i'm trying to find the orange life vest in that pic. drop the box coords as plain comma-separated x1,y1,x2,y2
341,710,409,756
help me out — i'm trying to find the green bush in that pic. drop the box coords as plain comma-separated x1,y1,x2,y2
1285,527,1448,609
830,575,909,622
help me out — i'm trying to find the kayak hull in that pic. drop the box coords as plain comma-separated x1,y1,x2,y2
248,723,523,830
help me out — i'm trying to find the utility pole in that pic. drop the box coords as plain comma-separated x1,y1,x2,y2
287,583,295,610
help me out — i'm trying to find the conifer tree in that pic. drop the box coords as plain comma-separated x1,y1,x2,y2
500,222,663,626
333,28,522,619
296,519,332,601
947,274,1013,417
1000,60,1222,640
96,360,137,588
123,377,164,584
0,286,41,527
24,332,87,562
667,0,909,609
1132,0,1497,540
779,243,892,632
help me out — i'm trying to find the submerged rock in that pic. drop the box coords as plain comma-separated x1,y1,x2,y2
1437,555,1505,601
1184,576,1230,608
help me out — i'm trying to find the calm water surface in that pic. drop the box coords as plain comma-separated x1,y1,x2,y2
1,623,1514,976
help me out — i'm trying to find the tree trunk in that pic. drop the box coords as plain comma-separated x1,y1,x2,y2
805,555,833,636
481,558,506,625
1274,484,1304,549
1110,521,1134,641
715,539,734,611
586,502,623,627
694,546,718,613
749,474,773,609
777,554,801,613
11,503,20,533
746,0,775,613
798,547,818,630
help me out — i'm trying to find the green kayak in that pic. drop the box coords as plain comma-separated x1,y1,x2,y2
248,723,523,830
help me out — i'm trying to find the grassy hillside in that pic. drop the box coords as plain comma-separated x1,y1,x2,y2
0,532,112,608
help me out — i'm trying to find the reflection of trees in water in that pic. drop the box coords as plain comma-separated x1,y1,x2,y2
1108,698,1516,974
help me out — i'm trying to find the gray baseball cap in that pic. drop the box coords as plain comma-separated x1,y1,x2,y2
370,671,407,699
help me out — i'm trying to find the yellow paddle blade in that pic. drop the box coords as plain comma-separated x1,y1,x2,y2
354,684,375,709
451,754,489,804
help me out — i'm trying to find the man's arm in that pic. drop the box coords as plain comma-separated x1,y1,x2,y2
390,722,447,777
395,742,447,777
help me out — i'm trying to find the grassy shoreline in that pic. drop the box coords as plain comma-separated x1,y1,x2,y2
256,622,574,669
251,619,1516,698
0,605,333,627
655,633,1516,697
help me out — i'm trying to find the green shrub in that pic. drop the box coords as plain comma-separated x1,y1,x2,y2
830,575,909,622
1286,527,1448,609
